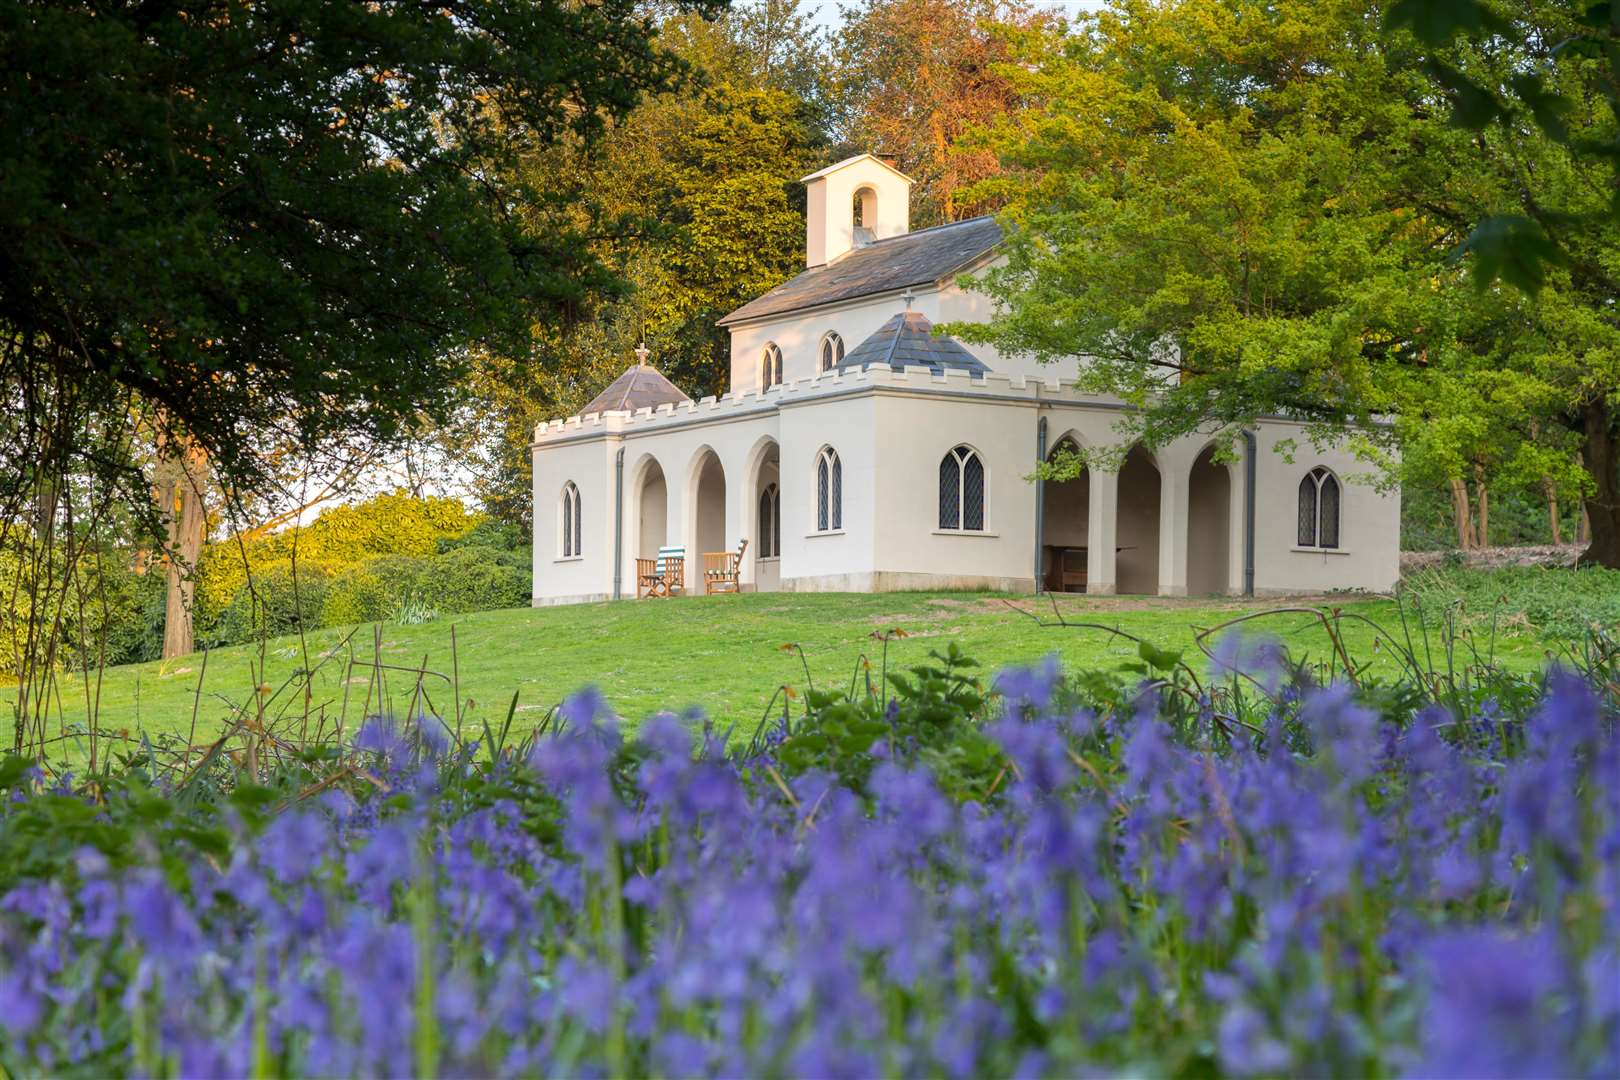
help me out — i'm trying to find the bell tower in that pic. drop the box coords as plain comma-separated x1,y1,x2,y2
800,154,912,268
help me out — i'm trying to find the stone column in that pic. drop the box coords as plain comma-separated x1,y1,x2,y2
1087,468,1118,595
1159,460,1189,597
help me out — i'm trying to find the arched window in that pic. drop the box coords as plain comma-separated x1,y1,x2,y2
819,332,845,372
560,482,582,557
816,447,842,531
761,342,783,389
1297,466,1341,549
757,483,781,558
939,445,986,531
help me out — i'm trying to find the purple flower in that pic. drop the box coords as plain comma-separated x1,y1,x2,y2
1414,929,1575,1079
1219,1004,1292,1076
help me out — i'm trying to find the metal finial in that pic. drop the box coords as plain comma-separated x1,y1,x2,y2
902,287,915,311
634,341,650,367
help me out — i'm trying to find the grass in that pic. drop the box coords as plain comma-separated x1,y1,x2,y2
4,589,1559,756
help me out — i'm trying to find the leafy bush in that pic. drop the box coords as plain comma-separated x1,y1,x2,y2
0,541,161,678
196,491,480,625
1404,564,1620,640
413,544,529,615
204,561,330,647
320,564,400,627
0,647,1613,1076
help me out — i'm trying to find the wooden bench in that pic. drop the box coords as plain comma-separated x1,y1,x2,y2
635,546,686,598
703,539,748,595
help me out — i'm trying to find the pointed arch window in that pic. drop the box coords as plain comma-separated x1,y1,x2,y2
1297,467,1341,549
560,482,582,558
758,483,781,558
761,342,783,389
819,332,845,372
815,448,842,531
939,446,986,531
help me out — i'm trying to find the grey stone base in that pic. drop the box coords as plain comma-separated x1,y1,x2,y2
781,571,1037,594
532,592,611,607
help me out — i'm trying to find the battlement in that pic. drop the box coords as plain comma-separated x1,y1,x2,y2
531,364,1128,445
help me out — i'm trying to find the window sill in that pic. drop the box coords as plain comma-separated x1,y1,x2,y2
933,528,998,538
1291,546,1349,556
757,555,781,563
554,555,585,564
805,529,845,538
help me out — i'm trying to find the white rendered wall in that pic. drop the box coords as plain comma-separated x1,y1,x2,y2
532,380,1399,605
726,256,1088,393
865,389,1039,592
803,156,910,268
1249,421,1401,595
532,437,617,605
775,393,880,589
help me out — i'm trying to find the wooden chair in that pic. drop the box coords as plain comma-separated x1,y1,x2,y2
636,546,686,598
703,538,748,595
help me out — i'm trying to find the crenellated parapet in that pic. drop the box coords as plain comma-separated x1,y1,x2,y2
531,365,1132,445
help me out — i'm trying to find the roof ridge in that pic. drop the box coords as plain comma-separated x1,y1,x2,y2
867,214,997,245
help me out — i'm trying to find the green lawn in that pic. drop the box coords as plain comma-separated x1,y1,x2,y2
6,590,1553,754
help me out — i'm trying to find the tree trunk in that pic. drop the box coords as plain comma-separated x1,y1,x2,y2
157,432,210,659
1450,476,1476,549
1544,477,1562,545
1577,400,1620,568
1579,506,1591,545
1473,463,1489,548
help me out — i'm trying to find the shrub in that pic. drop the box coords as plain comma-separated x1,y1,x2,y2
204,561,330,647
414,545,529,615
0,541,160,678
321,562,412,627
196,492,481,627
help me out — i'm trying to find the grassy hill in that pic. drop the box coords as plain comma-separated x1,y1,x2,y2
4,590,1553,756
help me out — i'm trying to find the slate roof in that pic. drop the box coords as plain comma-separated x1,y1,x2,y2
836,311,991,376
717,216,1002,326
579,363,691,416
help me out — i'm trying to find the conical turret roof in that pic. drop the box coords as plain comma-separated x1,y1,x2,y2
580,361,691,416
836,311,991,376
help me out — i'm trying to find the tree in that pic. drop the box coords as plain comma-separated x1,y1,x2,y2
441,5,826,522
1381,1,1620,565
0,0,719,688
955,0,1620,567
1,0,717,499
834,0,1052,226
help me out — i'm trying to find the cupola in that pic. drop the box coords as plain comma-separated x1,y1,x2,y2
800,154,912,268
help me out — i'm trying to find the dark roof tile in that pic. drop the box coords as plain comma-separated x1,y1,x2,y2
718,216,1002,326
836,311,991,376
580,364,691,416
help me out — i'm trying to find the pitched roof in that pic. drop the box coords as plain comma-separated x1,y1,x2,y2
836,311,991,376
799,153,913,184
717,216,1002,326
579,363,691,416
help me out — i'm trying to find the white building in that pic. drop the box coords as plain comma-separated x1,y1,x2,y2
531,154,1400,605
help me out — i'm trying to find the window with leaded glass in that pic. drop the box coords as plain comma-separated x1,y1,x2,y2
1298,467,1341,549
761,343,783,388
819,332,845,372
560,482,581,557
758,483,780,557
816,448,841,531
939,446,986,531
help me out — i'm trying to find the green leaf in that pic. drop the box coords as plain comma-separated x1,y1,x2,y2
0,755,33,792
1428,61,1506,130
1457,215,1566,294
1385,0,1509,45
